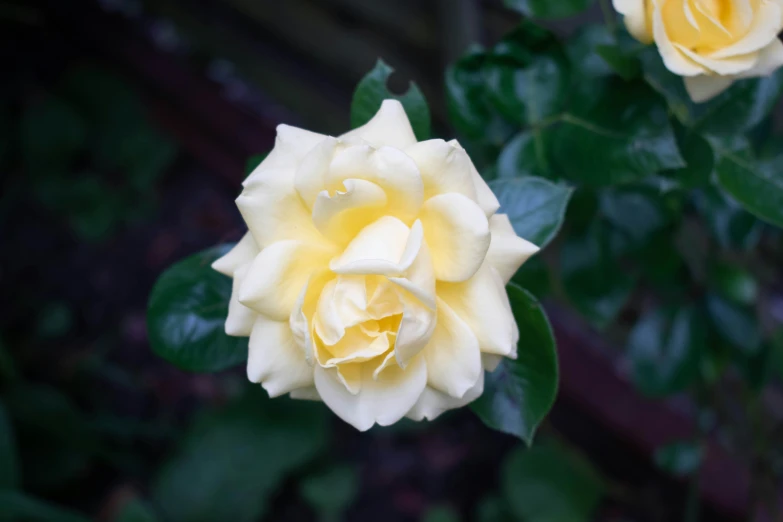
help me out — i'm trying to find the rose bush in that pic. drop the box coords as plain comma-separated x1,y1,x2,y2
211,100,539,431
614,0,783,101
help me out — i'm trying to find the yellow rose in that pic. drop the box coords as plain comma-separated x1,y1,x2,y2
212,100,538,431
614,0,783,101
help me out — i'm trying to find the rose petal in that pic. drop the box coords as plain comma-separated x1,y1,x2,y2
312,178,389,245
737,38,783,77
212,232,260,277
225,264,257,336
653,3,708,76
247,316,314,397
613,0,654,43
675,43,758,75
330,216,421,275
420,193,491,283
244,124,327,186
406,372,484,422
709,1,781,58
684,74,735,101
486,214,540,284
314,353,427,431
340,99,417,150
404,139,478,202
447,139,500,218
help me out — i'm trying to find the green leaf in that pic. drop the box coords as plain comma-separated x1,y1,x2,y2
22,97,86,175
0,401,19,489
484,22,570,127
548,80,685,186
595,44,641,80
504,0,596,19
627,306,706,397
705,293,761,356
153,390,327,522
654,441,703,477
351,59,430,141
147,245,248,373
715,151,783,229
497,131,551,179
489,177,573,249
471,284,558,445
566,25,615,79
502,444,605,522
512,257,551,300
707,261,758,306
693,186,763,250
598,186,679,247
560,222,636,329
662,122,714,188
300,465,358,522
0,491,91,522
115,500,159,522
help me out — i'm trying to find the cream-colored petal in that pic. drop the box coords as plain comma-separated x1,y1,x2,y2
675,43,758,75
406,372,484,422
447,139,500,218
404,139,477,202
709,1,782,58
340,99,417,150
394,285,437,367
420,193,490,283
239,240,333,321
422,298,482,398
289,270,332,364
321,330,391,366
244,124,327,186
653,5,708,76
225,264,257,336
327,144,423,223
330,216,422,275
237,171,328,249
388,226,437,310
439,262,518,358
314,276,369,346
613,0,654,42
312,179,388,245
290,387,321,401
684,74,735,101
295,137,339,210
736,38,783,77
211,232,259,277
482,353,505,372
314,353,427,431
247,316,314,397
486,214,540,284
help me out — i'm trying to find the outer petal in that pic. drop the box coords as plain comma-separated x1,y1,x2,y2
438,262,518,358
613,0,653,43
486,214,539,284
247,316,314,397
653,4,707,76
419,193,490,283
404,139,478,202
237,173,328,249
406,372,484,422
340,99,417,150
684,74,735,101
314,353,427,431
447,139,500,218
674,44,758,75
239,240,334,321
211,232,259,277
394,285,437,368
290,387,321,401
225,264,257,336
244,124,327,186
422,298,482,398
737,38,783,78
708,1,783,59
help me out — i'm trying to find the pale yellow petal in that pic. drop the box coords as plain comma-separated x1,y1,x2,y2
340,99,417,150
486,214,539,284
247,316,314,397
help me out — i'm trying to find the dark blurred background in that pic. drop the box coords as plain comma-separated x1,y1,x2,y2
0,1,769,521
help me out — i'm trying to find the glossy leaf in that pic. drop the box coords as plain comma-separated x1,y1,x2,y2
654,441,703,477
154,390,327,522
471,284,558,445
548,80,685,186
561,222,636,329
708,261,758,306
489,177,573,248
715,151,783,229
0,401,18,489
504,0,596,19
598,186,678,247
484,22,570,126
147,245,248,373
706,293,761,356
662,122,714,188
351,59,430,141
502,444,605,522
628,307,705,397
595,44,641,80
693,186,763,250
497,131,551,179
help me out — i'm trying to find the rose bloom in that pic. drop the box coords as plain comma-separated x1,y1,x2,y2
614,0,783,101
212,100,538,431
